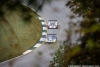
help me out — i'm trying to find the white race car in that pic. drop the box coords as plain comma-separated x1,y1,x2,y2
47,20,58,29
46,34,57,42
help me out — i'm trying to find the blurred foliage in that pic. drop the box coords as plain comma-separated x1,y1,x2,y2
0,0,51,19
49,0,100,66
66,0,100,18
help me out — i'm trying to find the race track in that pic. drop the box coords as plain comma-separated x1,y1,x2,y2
0,0,82,67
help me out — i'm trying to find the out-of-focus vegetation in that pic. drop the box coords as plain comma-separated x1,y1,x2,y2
49,0,100,66
0,0,50,16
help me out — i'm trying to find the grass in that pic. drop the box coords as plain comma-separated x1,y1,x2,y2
0,3,42,62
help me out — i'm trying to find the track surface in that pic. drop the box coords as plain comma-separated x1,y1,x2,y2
0,0,82,67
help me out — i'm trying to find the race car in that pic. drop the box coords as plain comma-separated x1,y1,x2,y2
47,20,58,29
46,34,57,42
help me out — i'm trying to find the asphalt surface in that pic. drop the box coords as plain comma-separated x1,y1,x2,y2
0,0,81,67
